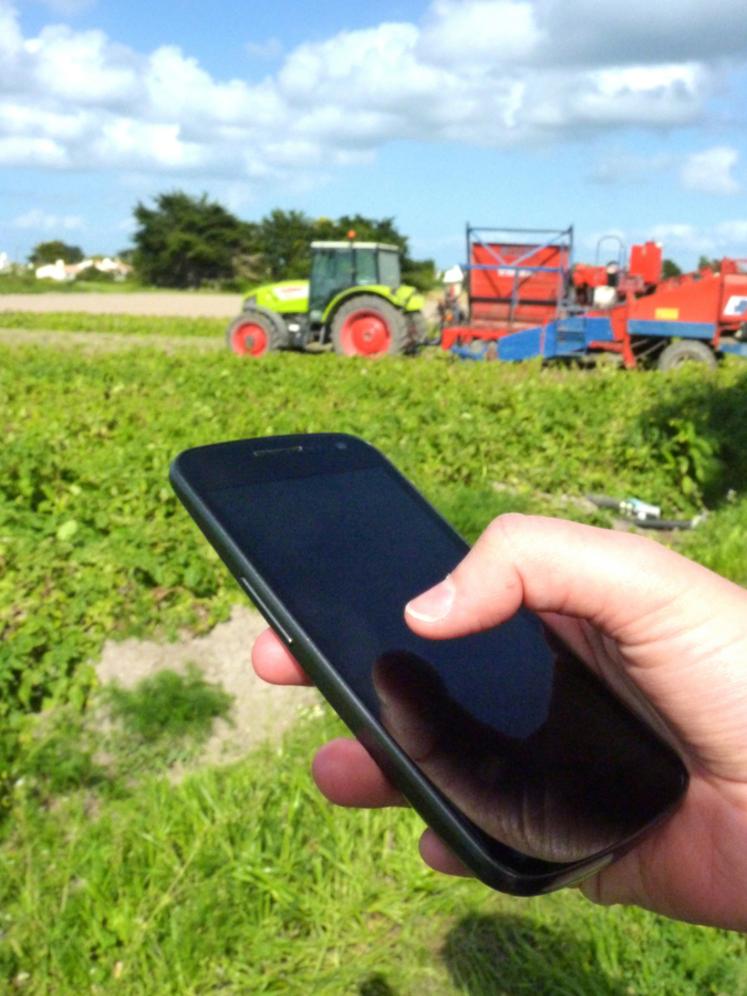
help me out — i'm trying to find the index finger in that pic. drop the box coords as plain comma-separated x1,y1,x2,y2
251,627,313,686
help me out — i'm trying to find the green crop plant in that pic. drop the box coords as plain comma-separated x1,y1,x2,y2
2,344,747,764
2,337,747,991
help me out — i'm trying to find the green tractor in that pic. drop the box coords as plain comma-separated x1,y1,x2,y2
226,240,428,357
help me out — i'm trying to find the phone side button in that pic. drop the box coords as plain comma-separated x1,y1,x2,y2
238,577,295,647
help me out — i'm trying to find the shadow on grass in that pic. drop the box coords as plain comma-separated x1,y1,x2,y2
358,974,398,995
441,913,624,996
104,662,233,745
637,368,747,511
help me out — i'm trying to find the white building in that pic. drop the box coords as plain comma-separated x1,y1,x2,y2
35,259,71,281
35,256,133,281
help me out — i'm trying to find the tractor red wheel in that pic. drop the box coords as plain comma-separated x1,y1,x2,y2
230,319,269,356
225,310,288,357
331,295,408,357
338,309,391,355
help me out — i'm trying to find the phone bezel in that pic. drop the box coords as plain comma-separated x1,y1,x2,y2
170,432,687,895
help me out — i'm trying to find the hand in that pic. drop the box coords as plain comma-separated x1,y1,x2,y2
252,515,747,931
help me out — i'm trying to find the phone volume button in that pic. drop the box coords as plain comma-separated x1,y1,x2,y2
238,577,294,647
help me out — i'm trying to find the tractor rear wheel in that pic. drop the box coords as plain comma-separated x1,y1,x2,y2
331,295,409,357
657,339,716,371
226,310,289,357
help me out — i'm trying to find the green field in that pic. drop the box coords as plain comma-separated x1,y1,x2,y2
1,325,746,992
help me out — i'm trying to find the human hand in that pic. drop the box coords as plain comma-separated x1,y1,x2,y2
252,515,747,931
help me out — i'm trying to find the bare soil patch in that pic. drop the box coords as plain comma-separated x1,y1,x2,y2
0,328,222,353
95,605,319,768
0,291,243,317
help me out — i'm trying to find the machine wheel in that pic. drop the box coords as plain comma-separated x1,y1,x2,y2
330,295,409,357
226,309,289,357
657,339,717,371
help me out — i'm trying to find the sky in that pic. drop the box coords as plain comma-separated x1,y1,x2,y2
2,0,747,270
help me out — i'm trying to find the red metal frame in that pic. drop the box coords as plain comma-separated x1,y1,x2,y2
464,225,573,334
442,223,747,366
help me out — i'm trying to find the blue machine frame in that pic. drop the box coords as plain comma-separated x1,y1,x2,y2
450,314,616,362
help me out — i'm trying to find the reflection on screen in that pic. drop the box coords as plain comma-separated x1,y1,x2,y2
210,467,685,862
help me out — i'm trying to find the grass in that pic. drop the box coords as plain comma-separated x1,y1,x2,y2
2,338,747,991
3,709,746,994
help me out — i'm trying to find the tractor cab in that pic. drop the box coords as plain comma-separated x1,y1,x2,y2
308,241,401,321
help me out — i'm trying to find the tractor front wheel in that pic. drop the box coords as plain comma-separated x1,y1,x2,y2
331,296,409,357
226,310,288,357
657,340,716,371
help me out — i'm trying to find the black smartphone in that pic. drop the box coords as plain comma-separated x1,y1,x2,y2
170,433,688,896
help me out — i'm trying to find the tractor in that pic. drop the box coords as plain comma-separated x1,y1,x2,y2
226,240,427,357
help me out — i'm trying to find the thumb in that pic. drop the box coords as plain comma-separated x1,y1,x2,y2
404,514,742,648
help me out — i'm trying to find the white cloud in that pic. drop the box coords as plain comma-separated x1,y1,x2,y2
534,0,747,64
0,134,68,167
680,146,740,195
27,25,140,108
590,145,743,195
715,220,747,243
575,219,747,265
0,0,744,184
245,37,283,61
648,220,747,256
12,208,83,230
589,152,674,184
649,223,717,254
0,0,22,68
37,0,96,15
419,1,541,65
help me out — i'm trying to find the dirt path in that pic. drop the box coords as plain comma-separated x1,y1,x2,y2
0,291,243,317
0,328,222,353
96,605,320,766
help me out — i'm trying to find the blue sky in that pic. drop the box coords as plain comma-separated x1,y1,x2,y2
2,0,747,270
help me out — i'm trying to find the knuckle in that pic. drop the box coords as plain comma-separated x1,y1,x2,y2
482,512,527,553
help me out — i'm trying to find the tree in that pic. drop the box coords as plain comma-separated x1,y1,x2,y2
131,191,256,288
338,214,435,290
129,193,437,290
29,241,84,266
662,258,682,279
255,209,316,281
252,210,436,289
698,255,721,272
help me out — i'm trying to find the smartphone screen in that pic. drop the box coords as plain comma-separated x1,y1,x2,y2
196,445,687,868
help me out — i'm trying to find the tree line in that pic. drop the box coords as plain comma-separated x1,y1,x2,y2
29,191,436,291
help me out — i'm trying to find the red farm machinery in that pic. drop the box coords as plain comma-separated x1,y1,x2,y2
441,225,747,368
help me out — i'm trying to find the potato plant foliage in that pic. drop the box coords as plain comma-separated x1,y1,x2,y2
1,345,747,790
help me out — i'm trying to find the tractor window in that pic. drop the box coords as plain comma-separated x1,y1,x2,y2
354,249,378,285
378,250,401,289
309,248,355,314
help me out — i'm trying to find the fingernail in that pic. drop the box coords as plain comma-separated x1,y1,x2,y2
405,575,455,622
